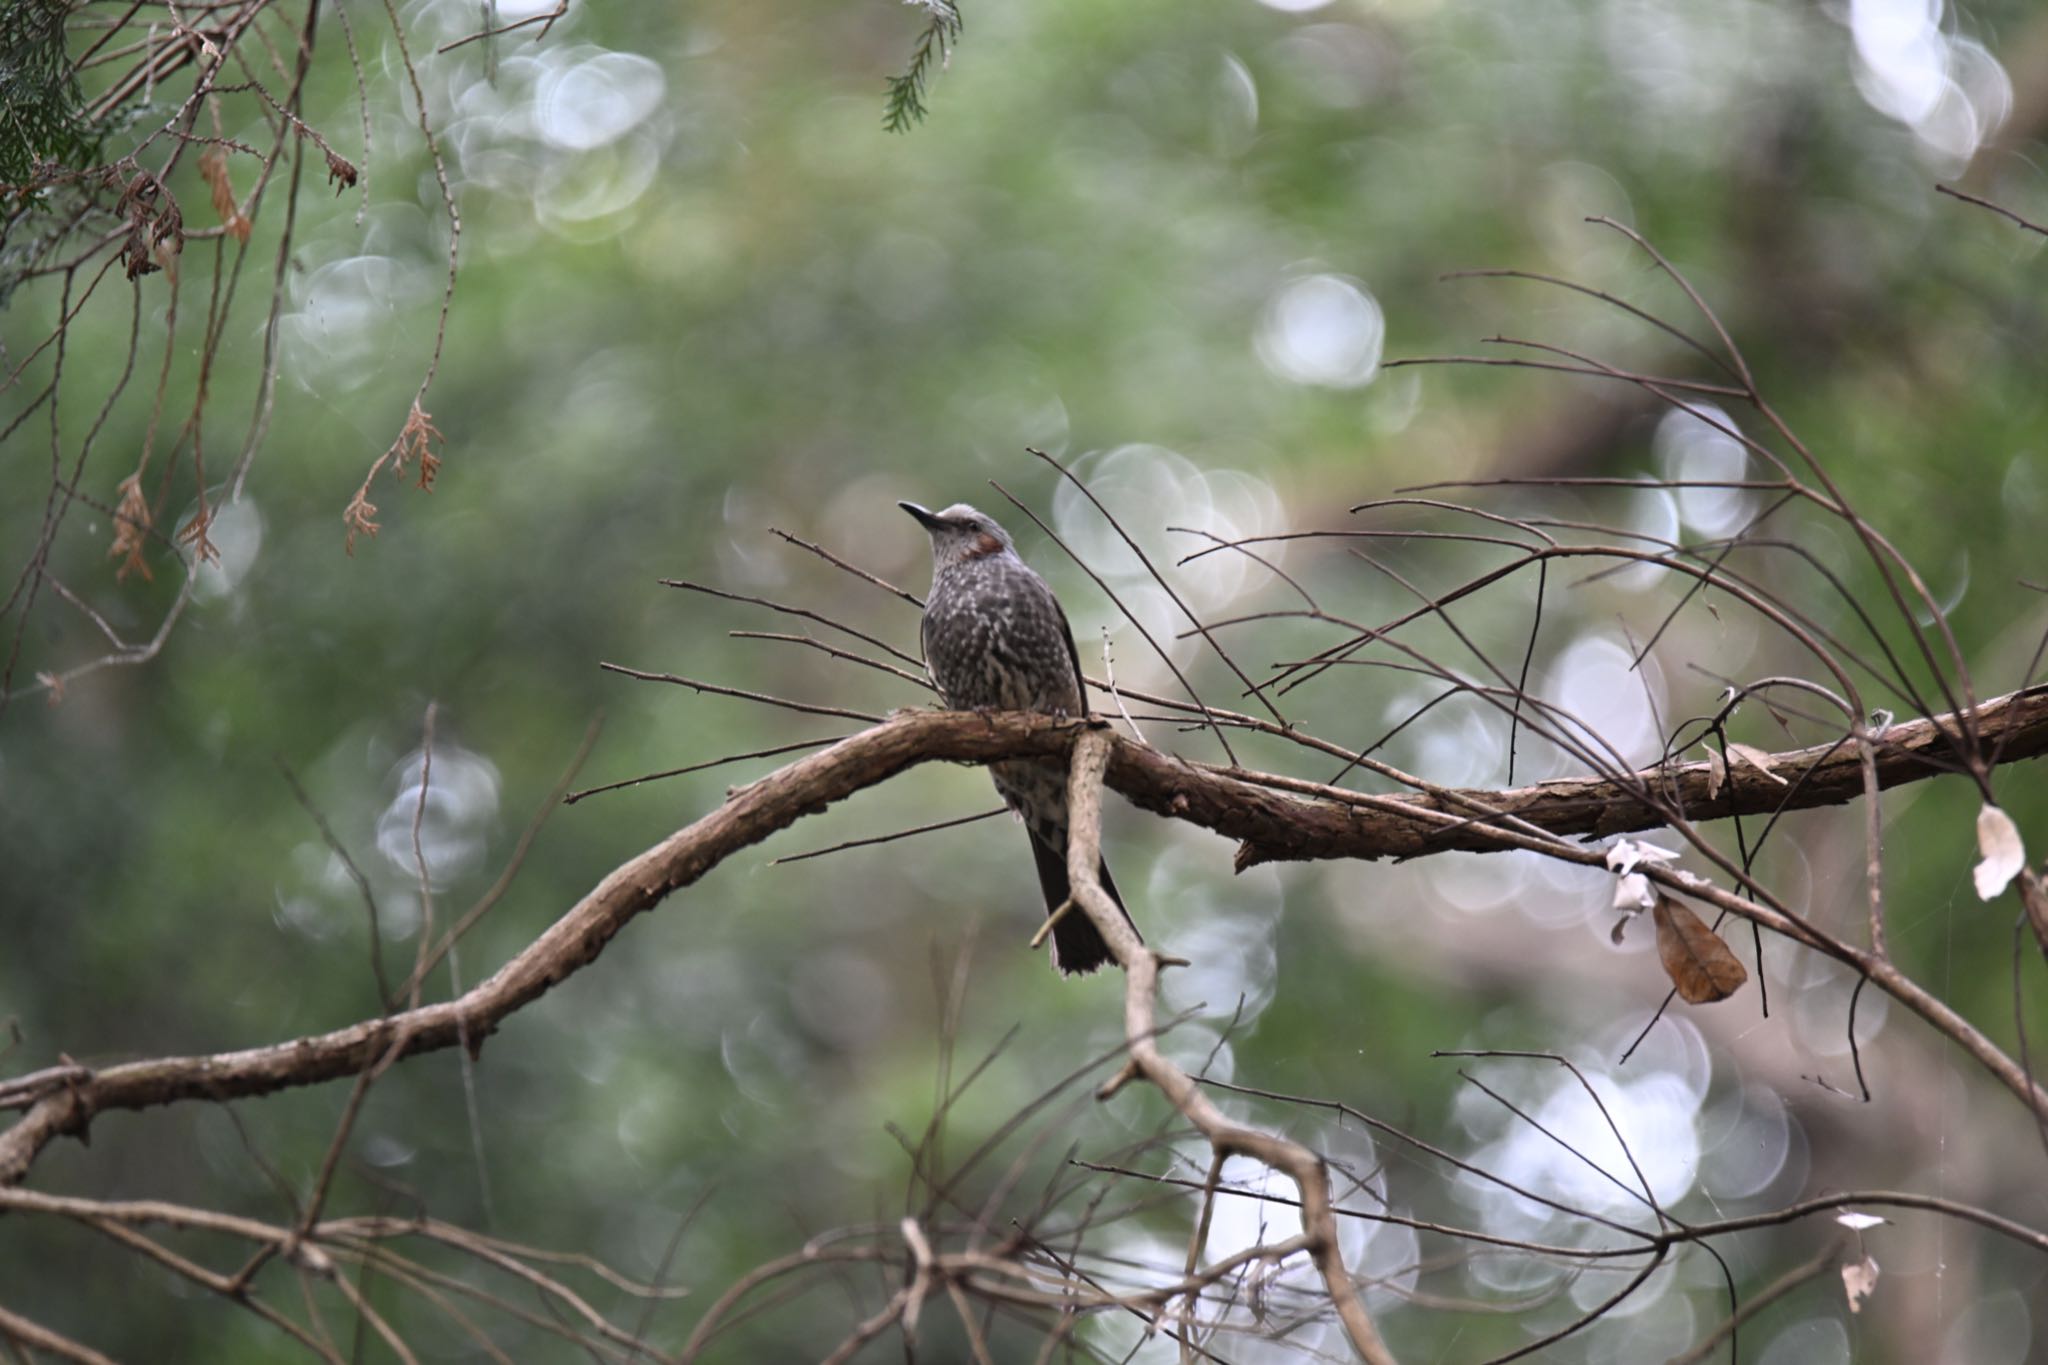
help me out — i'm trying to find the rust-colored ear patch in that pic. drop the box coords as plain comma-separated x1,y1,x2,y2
964,531,1005,559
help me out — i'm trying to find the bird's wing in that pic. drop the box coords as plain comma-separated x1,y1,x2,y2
918,609,939,693
1051,591,1090,718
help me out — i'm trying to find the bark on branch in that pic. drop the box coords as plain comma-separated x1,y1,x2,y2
1207,684,2048,869
4,686,2043,1186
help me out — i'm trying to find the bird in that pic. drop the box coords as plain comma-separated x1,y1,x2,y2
900,500,1139,974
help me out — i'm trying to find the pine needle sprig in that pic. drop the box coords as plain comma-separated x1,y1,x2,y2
883,0,962,133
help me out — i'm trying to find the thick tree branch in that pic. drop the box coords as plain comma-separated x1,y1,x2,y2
0,709,1062,1183
1209,684,2048,869
5,687,2044,1185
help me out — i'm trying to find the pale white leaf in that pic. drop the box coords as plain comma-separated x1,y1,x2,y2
1613,871,1654,911
1974,804,2024,901
1728,742,1788,785
1835,1212,1886,1231
1841,1254,1879,1313
1605,838,1680,877
1702,745,1726,801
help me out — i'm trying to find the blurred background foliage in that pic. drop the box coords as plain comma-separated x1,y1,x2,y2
4,0,2048,1359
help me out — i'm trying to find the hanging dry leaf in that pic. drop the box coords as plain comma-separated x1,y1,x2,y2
198,147,251,244
394,403,445,491
107,472,154,582
1841,1254,1879,1313
151,233,181,280
325,149,359,191
1651,895,1748,1003
1702,744,1726,801
1973,804,2024,901
1835,1212,1886,1231
1607,839,1677,911
177,500,220,565
1727,742,1787,785
1613,871,1652,911
343,487,380,556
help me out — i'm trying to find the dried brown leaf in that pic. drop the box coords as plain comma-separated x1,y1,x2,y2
177,500,220,565
1651,895,1748,1004
1703,744,1725,801
199,146,250,243
325,149,359,191
121,226,158,279
107,473,155,582
395,403,445,491
344,489,380,556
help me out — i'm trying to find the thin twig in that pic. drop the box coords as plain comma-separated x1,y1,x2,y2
598,662,882,724
773,808,1005,864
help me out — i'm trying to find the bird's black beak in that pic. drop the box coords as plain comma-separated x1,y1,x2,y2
898,501,943,531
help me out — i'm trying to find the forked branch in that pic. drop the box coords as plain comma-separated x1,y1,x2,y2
7,691,2045,1186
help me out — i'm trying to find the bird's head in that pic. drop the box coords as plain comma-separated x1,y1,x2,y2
899,501,1016,568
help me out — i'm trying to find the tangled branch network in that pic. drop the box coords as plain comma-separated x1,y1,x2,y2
6,187,2048,1362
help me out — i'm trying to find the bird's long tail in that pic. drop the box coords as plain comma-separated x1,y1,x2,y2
1026,832,1138,975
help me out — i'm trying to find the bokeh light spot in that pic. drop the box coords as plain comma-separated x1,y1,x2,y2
1254,273,1385,388
536,50,667,150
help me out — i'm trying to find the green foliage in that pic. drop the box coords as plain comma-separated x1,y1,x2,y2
884,0,962,132
0,0,97,182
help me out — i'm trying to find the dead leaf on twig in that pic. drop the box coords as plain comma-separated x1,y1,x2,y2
1841,1254,1879,1313
176,499,220,565
1727,742,1787,785
394,402,445,491
1973,804,2024,901
198,147,251,243
325,149,359,191
1702,744,1726,800
1606,838,1677,911
1652,895,1747,1003
343,488,380,556
108,473,154,582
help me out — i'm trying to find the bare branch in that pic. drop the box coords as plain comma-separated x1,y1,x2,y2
768,526,926,609
772,807,1006,864
7,689,2048,1183
0,1303,117,1365
598,661,884,724
1060,724,1399,1364
1935,182,2048,237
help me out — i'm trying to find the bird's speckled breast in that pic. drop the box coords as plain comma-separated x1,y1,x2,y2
922,555,1081,716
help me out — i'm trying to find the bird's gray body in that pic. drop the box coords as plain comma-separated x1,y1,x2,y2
903,501,1136,974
